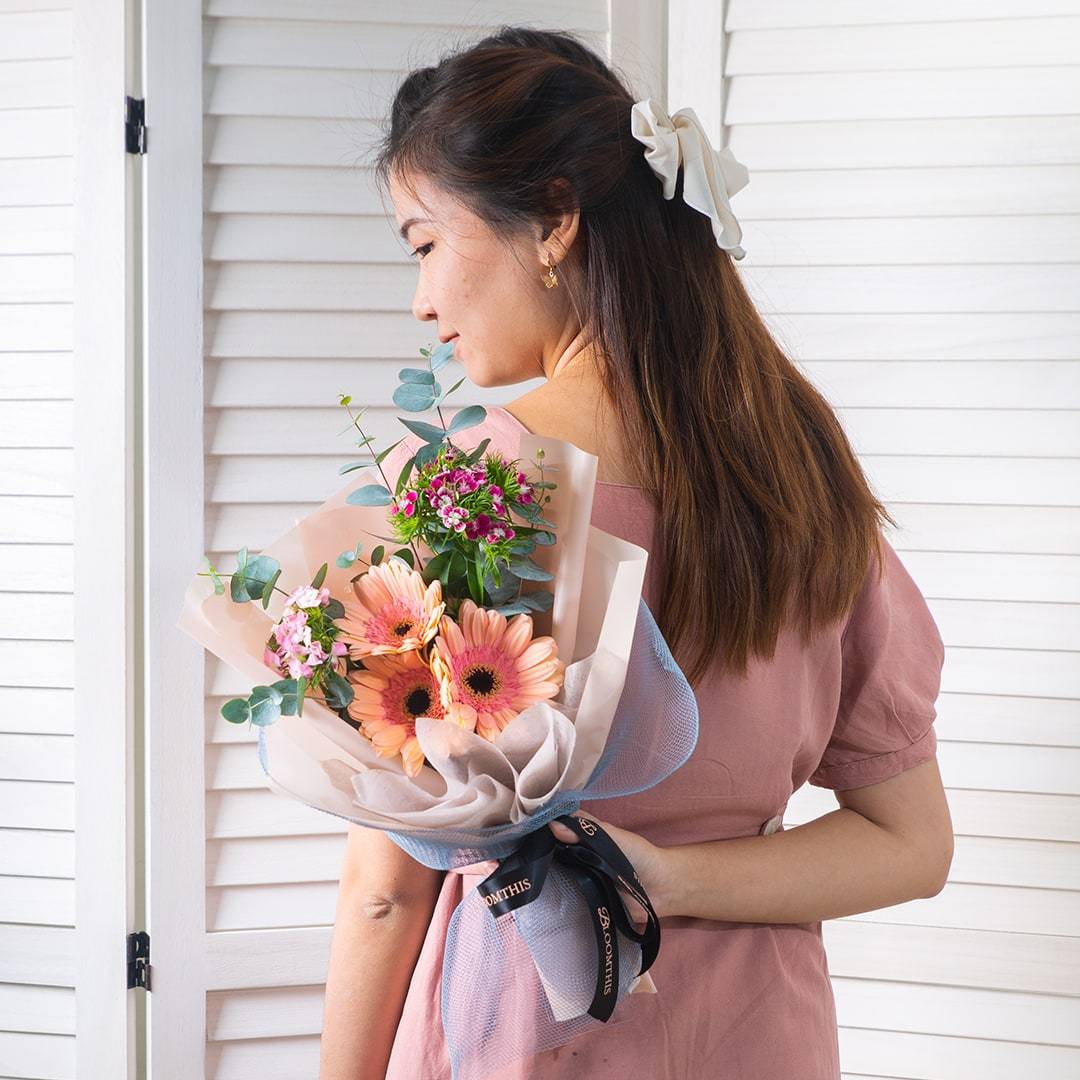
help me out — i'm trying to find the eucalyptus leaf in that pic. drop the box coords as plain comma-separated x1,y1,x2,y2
324,598,345,620
491,602,532,616
516,511,557,529
336,551,356,568
261,567,282,610
429,341,455,372
375,438,405,466
221,698,251,725
447,405,486,435
324,670,354,710
399,417,448,445
370,544,385,565
272,679,301,716
398,367,436,384
310,562,328,590
338,460,372,475
437,376,466,404
393,382,438,412
483,570,518,605
507,555,554,582
518,590,554,612
392,548,414,568
249,684,283,727
415,442,440,468
229,571,248,604
346,483,393,507
233,555,279,602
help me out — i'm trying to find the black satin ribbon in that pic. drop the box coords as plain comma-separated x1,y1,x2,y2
476,814,661,1022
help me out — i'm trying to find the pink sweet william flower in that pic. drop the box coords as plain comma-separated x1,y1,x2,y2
391,490,419,517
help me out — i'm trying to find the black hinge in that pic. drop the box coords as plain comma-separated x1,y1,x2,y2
125,96,146,155
127,930,151,990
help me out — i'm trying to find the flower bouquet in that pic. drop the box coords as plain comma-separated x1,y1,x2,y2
175,343,699,1080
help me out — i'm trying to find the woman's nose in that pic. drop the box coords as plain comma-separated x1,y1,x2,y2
411,283,436,322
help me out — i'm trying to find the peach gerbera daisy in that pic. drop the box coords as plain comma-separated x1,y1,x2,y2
347,650,477,777
430,599,565,742
336,557,445,662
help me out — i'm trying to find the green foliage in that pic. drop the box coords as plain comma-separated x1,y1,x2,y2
221,698,250,724
323,670,354,711
346,484,393,507
394,382,439,412
506,555,554,582
398,417,448,445
261,568,281,609
336,541,363,569
447,405,486,435
249,684,283,726
230,553,280,604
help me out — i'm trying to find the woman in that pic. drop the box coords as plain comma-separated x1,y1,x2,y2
319,26,954,1080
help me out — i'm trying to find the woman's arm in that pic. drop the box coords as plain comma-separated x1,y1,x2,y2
551,757,954,923
319,824,444,1080
663,757,954,922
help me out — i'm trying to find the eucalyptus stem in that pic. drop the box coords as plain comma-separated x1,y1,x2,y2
196,572,292,600
341,401,426,571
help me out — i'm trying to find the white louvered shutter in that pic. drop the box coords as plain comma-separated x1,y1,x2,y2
722,2,1080,1076
161,5,663,1077
1,2,136,1078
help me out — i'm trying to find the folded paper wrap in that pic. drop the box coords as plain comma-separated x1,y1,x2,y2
175,431,699,1080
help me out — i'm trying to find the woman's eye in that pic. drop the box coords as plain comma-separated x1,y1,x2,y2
410,242,434,260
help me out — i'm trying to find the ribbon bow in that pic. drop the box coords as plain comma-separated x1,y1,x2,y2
630,96,749,259
477,813,661,1022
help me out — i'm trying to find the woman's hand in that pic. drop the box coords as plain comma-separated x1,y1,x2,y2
548,813,676,920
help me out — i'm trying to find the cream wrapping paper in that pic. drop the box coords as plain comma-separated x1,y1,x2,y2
176,434,649,830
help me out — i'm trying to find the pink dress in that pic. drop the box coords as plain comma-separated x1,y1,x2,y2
383,406,945,1080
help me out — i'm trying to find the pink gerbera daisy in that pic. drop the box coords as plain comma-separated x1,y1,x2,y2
336,557,445,662
347,650,476,777
430,599,564,742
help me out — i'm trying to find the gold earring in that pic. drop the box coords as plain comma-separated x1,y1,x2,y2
542,254,559,289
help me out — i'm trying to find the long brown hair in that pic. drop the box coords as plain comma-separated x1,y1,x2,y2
373,26,894,686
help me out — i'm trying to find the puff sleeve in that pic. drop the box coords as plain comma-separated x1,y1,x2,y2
808,535,945,791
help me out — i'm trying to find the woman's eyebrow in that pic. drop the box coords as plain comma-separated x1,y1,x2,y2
399,216,432,240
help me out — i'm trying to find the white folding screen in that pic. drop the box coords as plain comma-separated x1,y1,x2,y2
719,1,1080,1076
144,3,664,1077
1,1,136,1078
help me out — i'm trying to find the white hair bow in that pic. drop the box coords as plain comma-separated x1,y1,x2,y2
630,97,749,260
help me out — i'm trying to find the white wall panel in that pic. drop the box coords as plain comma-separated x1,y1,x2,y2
0,7,78,1076
727,9,1080,1071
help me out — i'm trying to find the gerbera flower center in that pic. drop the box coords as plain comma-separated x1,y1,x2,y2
464,665,498,697
404,686,433,717
393,618,416,637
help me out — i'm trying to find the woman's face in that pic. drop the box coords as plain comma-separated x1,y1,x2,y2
389,170,578,387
